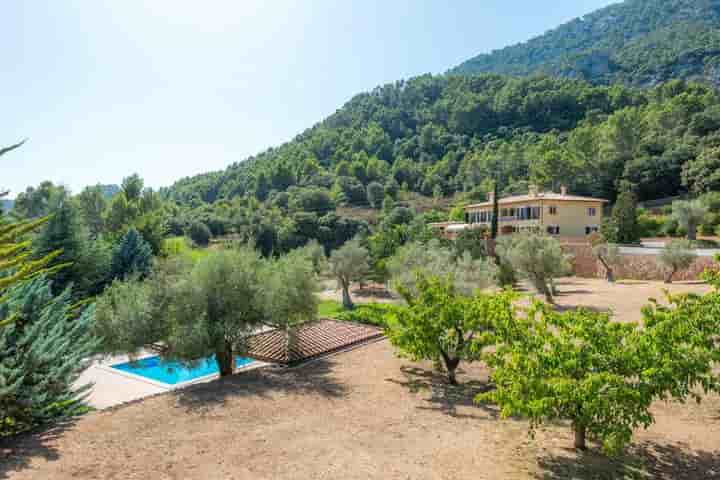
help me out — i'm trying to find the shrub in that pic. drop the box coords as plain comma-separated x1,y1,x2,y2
637,214,664,238
335,303,400,328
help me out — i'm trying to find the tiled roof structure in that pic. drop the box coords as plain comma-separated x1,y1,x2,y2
246,319,384,365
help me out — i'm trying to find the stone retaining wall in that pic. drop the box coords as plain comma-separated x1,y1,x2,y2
561,243,718,281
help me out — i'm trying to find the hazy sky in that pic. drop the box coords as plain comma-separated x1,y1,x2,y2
2,0,618,196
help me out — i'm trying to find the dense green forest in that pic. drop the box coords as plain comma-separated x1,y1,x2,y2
165,74,720,208
452,0,720,87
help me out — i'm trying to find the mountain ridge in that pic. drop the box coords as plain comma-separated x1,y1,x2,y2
451,0,720,87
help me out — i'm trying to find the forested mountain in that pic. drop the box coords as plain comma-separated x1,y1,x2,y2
166,75,720,208
161,0,720,255
452,0,720,87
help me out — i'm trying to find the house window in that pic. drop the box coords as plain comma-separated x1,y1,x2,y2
548,206,557,215
501,208,509,217
531,207,541,219
509,208,516,218
585,225,599,235
588,207,597,217
547,225,560,235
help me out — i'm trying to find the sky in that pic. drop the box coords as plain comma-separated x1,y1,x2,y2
1,0,618,197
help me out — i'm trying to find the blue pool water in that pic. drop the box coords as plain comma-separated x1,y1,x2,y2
112,355,254,385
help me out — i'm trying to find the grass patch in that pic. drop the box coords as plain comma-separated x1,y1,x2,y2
318,300,344,319
335,303,400,328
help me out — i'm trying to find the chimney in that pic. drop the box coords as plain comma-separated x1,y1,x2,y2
560,185,568,196
528,184,539,197
488,190,495,203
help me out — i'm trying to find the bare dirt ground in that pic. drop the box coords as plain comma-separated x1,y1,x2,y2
2,278,719,480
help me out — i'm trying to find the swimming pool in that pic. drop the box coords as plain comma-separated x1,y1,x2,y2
111,355,254,385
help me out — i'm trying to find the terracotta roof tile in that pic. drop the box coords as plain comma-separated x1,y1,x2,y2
246,319,384,365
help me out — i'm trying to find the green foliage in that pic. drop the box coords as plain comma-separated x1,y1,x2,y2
387,275,515,384
387,239,496,298
366,181,384,209
76,185,108,237
479,304,653,455
589,232,620,282
33,199,101,296
452,0,720,88
453,227,488,260
672,199,708,241
0,218,63,303
637,213,665,238
317,300,344,319
262,248,318,332
335,303,400,327
329,238,370,310
605,189,640,244
12,181,69,219
187,221,211,247
111,228,153,280
659,239,697,283
0,278,98,436
496,233,570,302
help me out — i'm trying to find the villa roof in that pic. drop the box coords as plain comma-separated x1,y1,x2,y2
465,192,608,209
246,319,384,365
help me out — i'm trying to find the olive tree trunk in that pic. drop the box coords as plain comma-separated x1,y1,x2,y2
440,351,460,385
664,267,677,284
573,423,587,450
216,342,235,377
341,279,354,310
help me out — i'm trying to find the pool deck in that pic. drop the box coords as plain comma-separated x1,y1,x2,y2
75,352,267,410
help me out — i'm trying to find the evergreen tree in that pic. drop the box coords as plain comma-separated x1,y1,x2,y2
0,278,98,436
33,200,87,295
111,228,153,280
490,181,499,240
607,188,640,244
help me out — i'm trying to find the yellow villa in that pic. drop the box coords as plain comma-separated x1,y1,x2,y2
433,186,608,239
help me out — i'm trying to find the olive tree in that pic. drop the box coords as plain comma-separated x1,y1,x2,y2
659,239,696,283
496,233,570,302
94,248,265,377
329,238,369,310
387,274,515,385
387,239,496,298
262,248,319,353
672,199,708,241
589,232,620,282
479,304,654,454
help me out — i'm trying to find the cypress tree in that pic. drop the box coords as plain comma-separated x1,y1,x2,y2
491,181,499,240
0,278,98,436
111,228,153,280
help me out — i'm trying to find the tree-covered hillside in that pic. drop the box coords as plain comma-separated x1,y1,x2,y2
452,0,720,87
165,74,720,210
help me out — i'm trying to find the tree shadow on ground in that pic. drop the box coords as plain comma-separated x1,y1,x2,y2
552,304,611,314
175,358,348,414
0,420,77,480
386,365,498,419
536,441,720,480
